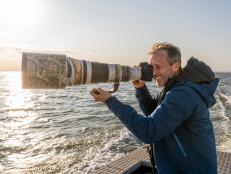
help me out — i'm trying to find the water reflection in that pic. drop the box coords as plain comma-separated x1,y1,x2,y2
4,72,34,109
1,72,40,172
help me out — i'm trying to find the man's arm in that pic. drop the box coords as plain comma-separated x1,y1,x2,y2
135,85,159,116
105,86,196,143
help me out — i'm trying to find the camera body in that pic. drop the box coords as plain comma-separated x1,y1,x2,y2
139,62,153,82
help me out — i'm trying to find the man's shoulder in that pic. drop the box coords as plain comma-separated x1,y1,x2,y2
165,81,199,104
170,81,196,95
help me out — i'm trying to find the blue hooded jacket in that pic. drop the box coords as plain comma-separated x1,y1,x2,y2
105,77,219,174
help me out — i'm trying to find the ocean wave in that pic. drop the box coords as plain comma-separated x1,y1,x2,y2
75,129,143,174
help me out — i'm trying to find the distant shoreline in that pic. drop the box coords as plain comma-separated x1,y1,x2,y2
0,70,20,72
1,71,231,73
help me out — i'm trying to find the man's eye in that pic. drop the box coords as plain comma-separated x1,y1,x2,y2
155,65,160,70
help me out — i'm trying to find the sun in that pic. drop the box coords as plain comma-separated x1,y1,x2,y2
0,0,44,33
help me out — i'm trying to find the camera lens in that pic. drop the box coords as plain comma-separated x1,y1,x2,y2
22,52,152,89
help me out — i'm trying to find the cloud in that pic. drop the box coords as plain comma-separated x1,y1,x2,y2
0,46,83,71
0,47,22,71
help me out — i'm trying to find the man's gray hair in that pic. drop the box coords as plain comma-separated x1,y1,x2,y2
149,42,181,65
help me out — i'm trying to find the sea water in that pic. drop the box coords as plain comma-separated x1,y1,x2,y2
0,72,230,173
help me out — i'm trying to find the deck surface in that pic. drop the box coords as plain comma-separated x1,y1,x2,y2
94,147,231,174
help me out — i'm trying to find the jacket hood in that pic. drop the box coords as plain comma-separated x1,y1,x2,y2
172,57,219,108
184,78,219,108
181,57,215,83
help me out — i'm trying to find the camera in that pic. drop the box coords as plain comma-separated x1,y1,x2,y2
22,52,153,92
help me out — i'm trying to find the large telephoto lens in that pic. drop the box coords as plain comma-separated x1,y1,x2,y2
22,52,152,89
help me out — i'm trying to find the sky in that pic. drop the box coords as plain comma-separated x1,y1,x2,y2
0,0,230,71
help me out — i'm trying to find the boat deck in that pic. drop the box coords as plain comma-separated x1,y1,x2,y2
94,146,231,174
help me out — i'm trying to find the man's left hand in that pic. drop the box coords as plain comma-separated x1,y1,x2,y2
90,88,112,103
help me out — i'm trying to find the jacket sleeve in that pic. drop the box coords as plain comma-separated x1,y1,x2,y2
105,86,196,143
135,85,159,116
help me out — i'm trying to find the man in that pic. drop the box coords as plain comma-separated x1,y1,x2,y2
90,42,219,174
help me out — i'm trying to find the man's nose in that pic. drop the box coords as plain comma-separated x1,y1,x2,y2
153,68,158,78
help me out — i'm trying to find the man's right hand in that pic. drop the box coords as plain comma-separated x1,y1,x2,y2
132,80,145,89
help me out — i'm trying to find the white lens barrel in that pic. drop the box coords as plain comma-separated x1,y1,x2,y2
130,67,142,80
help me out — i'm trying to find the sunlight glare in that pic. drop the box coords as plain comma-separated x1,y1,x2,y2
4,72,34,109
0,0,44,32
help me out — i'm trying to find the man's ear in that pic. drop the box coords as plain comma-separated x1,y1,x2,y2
172,62,181,73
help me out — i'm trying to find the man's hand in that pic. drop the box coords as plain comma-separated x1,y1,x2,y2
90,88,112,103
132,80,145,89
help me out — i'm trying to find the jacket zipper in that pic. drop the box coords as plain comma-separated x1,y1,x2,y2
173,133,187,157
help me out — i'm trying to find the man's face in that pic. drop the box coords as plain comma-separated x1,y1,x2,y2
149,50,176,87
